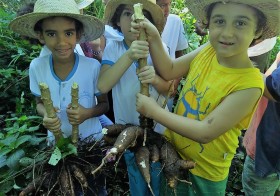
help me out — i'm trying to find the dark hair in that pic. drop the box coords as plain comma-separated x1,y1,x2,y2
17,3,34,16
111,4,155,33
204,2,266,40
34,16,84,36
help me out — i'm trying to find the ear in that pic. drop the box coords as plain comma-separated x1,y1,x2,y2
254,28,263,40
76,31,82,42
37,32,46,44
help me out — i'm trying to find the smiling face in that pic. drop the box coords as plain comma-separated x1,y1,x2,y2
208,3,262,63
38,16,80,63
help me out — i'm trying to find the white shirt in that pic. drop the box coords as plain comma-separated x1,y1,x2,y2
102,40,169,134
29,54,103,143
161,14,188,59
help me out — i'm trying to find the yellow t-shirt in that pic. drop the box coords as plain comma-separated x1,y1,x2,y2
164,44,264,181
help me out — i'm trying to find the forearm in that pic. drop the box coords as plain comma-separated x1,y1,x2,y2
152,75,174,96
83,103,109,120
98,53,133,93
149,106,211,143
149,36,174,80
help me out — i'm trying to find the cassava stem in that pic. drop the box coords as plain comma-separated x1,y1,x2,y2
39,82,63,142
71,82,79,145
134,3,149,146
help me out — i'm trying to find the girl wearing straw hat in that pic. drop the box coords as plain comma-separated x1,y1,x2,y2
131,0,280,195
97,0,172,195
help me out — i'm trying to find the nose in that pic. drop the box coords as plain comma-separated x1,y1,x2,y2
221,24,234,38
57,34,66,45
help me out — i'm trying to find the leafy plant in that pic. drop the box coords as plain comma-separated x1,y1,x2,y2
0,114,47,194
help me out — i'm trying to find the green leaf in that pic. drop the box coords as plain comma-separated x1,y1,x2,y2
15,135,32,148
29,136,46,145
0,133,19,146
19,157,34,167
0,155,7,168
61,143,77,159
26,125,40,132
56,137,72,149
6,149,25,169
0,180,14,193
48,147,61,166
0,147,12,157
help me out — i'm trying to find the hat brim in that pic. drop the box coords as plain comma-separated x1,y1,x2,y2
9,12,104,43
76,0,95,9
185,0,280,40
104,0,165,33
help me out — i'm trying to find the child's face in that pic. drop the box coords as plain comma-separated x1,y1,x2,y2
117,5,139,46
38,17,79,61
208,3,261,59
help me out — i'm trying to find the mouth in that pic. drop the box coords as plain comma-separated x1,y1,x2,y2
55,48,71,54
219,41,234,46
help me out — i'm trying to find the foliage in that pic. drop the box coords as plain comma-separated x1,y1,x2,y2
0,0,279,195
0,7,41,114
0,113,47,195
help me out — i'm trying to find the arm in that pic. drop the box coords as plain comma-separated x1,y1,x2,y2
137,65,173,95
131,18,207,81
136,88,262,143
263,51,280,101
67,94,109,125
97,40,149,93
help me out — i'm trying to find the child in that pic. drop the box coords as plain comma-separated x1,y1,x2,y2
10,0,108,194
131,0,280,195
9,0,106,147
242,51,280,196
97,0,171,195
16,1,113,130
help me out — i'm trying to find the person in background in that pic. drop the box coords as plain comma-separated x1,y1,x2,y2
156,0,188,111
242,51,280,196
131,0,280,195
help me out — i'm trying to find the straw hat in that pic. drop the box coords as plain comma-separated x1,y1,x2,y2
104,0,165,33
185,0,280,39
75,0,95,9
9,0,104,43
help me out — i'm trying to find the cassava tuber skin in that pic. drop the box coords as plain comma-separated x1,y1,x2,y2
160,141,195,189
135,146,155,196
150,144,160,163
92,126,144,175
103,124,132,137
70,164,88,190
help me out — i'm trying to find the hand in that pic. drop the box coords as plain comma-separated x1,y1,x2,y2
138,65,157,85
66,104,87,125
127,40,149,61
131,17,160,42
136,93,158,118
42,115,61,133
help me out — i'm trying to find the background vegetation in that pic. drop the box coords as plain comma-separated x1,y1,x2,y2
0,0,279,195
